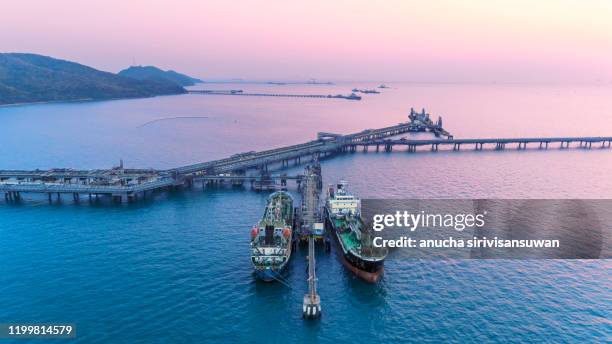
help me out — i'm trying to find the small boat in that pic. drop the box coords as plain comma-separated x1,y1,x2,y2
328,93,362,100
353,88,380,94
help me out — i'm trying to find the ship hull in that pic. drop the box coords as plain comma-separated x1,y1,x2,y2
254,263,289,282
252,243,292,282
336,245,384,283
325,211,385,283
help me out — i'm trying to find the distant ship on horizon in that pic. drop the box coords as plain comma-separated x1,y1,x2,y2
352,88,381,94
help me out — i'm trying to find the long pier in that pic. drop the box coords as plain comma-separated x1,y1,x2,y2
188,90,361,100
194,174,304,191
173,121,415,176
350,136,612,152
0,119,415,202
2,109,611,203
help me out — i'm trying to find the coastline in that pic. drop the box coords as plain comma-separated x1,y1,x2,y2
0,93,185,108
0,98,94,108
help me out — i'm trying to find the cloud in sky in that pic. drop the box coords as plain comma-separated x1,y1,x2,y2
1,0,611,82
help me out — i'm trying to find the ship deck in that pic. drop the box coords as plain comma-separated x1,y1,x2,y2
333,218,360,251
339,232,360,251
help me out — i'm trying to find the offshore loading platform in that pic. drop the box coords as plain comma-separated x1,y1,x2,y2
2,108,612,203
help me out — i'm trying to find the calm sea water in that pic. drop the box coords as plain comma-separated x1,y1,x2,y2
0,83,611,343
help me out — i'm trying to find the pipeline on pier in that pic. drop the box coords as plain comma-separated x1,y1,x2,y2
303,235,321,319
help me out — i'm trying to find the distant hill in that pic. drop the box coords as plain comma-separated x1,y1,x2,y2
118,66,202,87
0,53,186,106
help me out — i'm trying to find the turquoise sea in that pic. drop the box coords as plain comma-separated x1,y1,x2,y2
1,83,611,343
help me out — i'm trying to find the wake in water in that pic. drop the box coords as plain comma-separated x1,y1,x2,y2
137,116,209,128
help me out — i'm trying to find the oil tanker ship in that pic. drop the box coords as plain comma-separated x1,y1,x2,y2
250,191,294,282
325,182,387,283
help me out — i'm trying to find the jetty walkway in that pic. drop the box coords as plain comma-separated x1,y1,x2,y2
188,90,361,100
1,109,610,203
349,136,612,153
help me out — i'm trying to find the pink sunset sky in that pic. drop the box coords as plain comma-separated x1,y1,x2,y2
1,0,611,83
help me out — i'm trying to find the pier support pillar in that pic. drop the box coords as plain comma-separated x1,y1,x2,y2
495,142,506,150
